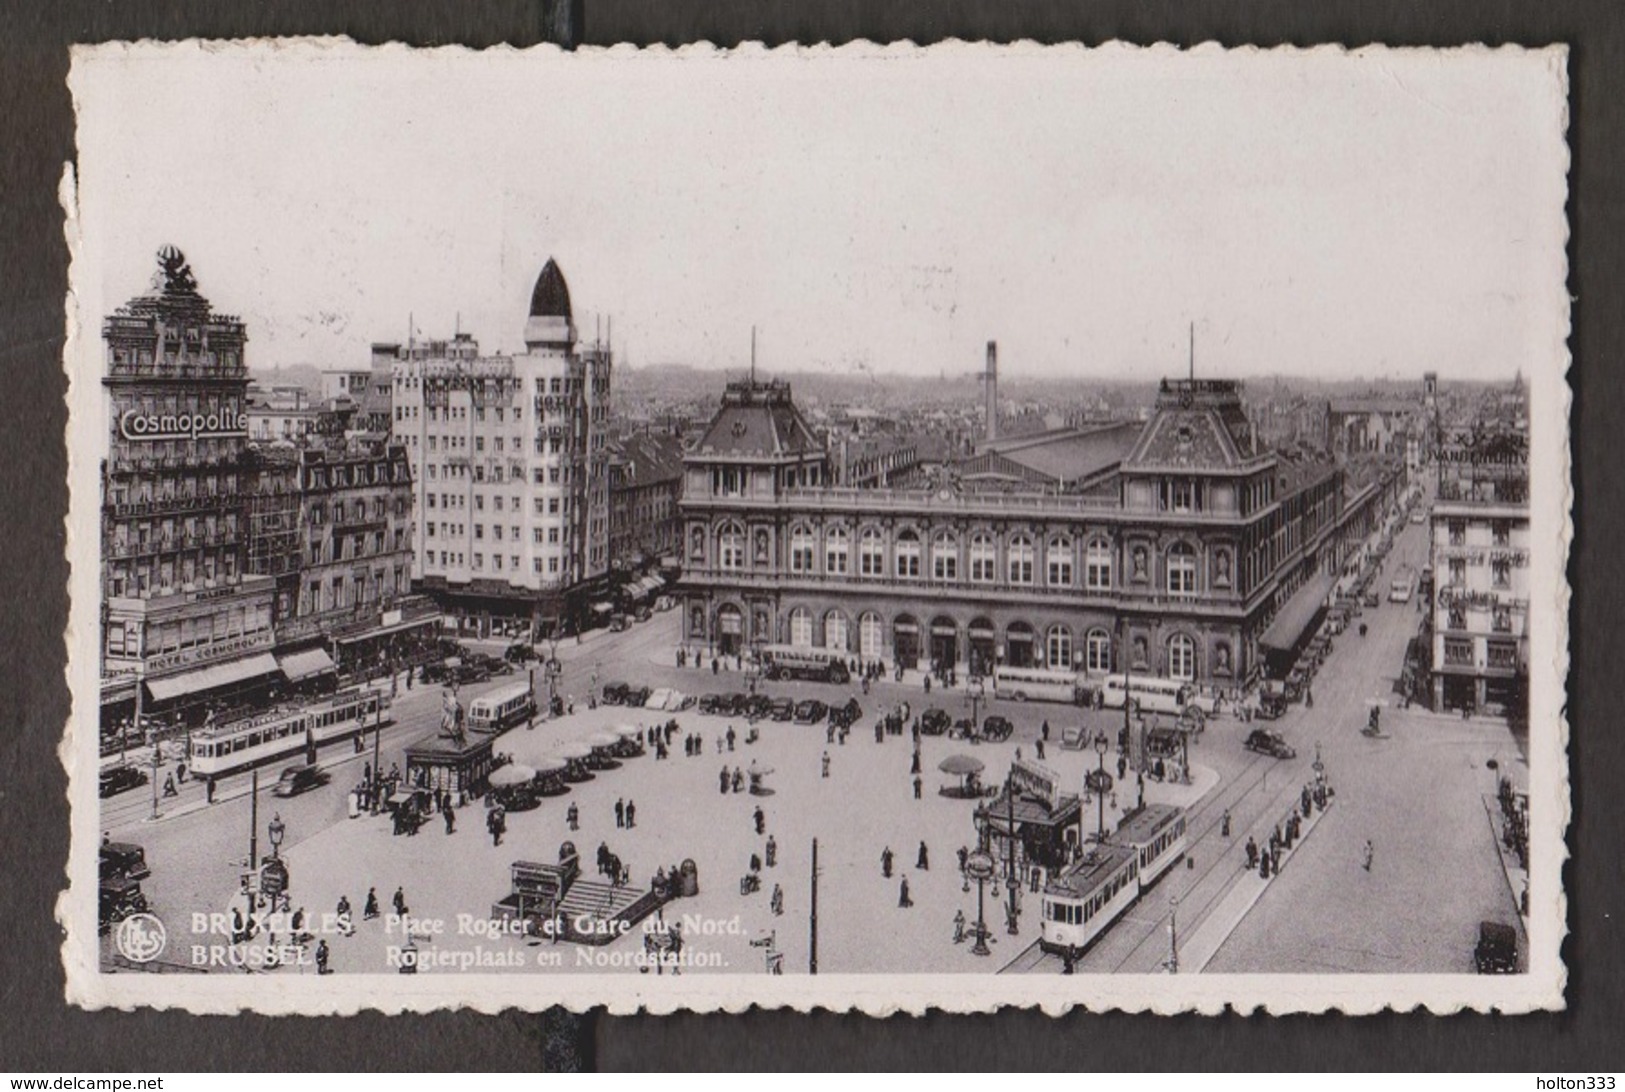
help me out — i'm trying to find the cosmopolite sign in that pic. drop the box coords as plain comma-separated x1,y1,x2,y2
120,408,248,441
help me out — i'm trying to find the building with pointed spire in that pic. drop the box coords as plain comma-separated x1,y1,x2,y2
387,258,613,637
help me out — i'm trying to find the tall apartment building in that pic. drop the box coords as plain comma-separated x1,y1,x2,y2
387,259,613,637
100,247,280,720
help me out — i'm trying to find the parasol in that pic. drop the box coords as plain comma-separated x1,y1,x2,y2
586,731,622,748
487,764,536,789
938,754,986,776
554,742,595,761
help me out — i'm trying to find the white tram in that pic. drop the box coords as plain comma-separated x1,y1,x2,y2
188,686,389,778
1038,803,1189,955
466,681,538,734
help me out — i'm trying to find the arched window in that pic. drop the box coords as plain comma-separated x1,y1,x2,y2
789,607,814,648
718,522,745,572
932,532,958,581
895,530,921,579
858,611,883,658
1085,628,1111,673
969,533,997,583
789,525,816,574
859,528,885,576
1168,633,1196,681
1047,535,1074,587
1045,625,1073,670
825,526,849,575
1085,537,1112,590
824,610,849,651
1008,534,1034,585
1167,541,1198,596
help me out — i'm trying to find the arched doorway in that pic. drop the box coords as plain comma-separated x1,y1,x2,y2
823,610,850,653
929,616,958,672
893,614,920,670
858,611,883,660
716,603,744,657
1006,621,1036,668
789,607,814,648
968,617,996,677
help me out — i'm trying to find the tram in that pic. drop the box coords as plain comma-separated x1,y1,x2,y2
188,686,389,778
467,681,539,734
1037,803,1189,955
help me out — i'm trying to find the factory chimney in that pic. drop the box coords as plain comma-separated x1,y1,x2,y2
985,340,999,445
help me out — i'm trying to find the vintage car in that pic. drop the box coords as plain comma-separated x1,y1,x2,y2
1255,690,1290,720
829,697,863,729
768,697,796,721
1244,728,1297,760
601,681,631,706
744,694,774,720
697,693,727,715
624,685,653,708
1474,920,1518,974
980,715,1015,742
792,699,829,725
919,707,953,736
504,642,540,664
98,763,148,799
271,763,329,798
99,876,149,936
99,840,151,883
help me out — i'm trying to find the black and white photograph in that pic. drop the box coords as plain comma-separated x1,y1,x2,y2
62,40,1570,1013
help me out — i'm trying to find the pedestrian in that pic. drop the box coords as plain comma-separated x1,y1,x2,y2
750,852,762,875
1117,754,1127,781
1221,809,1231,838
826,723,836,745
392,886,407,916
913,775,922,800
336,895,355,936
875,722,884,744
1363,840,1375,872
567,801,580,831
1035,739,1046,762
488,805,506,847
363,762,372,786
957,845,969,873
365,888,380,919
443,806,455,835
771,884,784,917
1015,746,1022,763
615,798,626,829
1259,849,1271,880
315,938,330,975
1306,687,1314,709
1041,720,1050,742
163,773,178,797
821,751,831,779
625,800,636,828
726,726,736,752
952,909,967,943
753,806,766,835
910,751,922,776
717,737,725,755
765,835,778,868
1244,837,1258,870
732,768,744,793
917,841,929,870
721,765,731,794
881,847,894,878
898,877,913,908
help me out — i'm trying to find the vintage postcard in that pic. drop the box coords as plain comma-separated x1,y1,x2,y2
62,40,1570,1014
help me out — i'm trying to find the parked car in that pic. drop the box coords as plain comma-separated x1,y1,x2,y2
981,715,1015,742
829,697,863,729
99,840,151,883
601,682,630,706
1255,690,1290,720
98,764,148,799
720,693,750,717
745,694,773,720
99,876,149,936
698,693,726,715
624,685,653,708
768,697,795,721
1244,728,1297,760
272,763,329,798
504,643,539,663
793,699,829,724
920,707,952,736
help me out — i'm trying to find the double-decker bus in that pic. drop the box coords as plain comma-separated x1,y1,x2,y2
758,644,851,684
991,665,1085,704
467,681,538,734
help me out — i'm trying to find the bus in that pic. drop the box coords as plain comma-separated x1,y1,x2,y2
467,681,538,734
991,665,1085,704
1389,567,1416,604
1098,674,1216,717
758,645,850,684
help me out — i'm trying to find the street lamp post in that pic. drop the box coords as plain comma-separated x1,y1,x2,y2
964,847,996,957
1004,768,1020,935
1165,896,1180,974
1086,731,1115,840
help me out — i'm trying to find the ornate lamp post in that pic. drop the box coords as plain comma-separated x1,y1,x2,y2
267,812,286,861
965,676,986,735
964,847,996,957
1086,730,1115,840
1004,768,1021,935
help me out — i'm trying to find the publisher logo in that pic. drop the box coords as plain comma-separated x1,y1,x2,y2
115,913,167,963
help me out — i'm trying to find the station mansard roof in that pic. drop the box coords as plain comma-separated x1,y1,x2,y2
1121,378,1271,475
690,379,825,461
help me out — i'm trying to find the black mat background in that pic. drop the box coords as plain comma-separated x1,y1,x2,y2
1,0,1618,1073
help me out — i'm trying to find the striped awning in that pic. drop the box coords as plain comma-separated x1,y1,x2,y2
145,652,281,703
278,647,336,682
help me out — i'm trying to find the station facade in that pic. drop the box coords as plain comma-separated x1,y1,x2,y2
679,376,1383,695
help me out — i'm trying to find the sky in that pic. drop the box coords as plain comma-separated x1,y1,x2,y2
70,42,1568,384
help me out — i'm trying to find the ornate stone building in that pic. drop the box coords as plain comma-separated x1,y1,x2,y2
679,376,1376,694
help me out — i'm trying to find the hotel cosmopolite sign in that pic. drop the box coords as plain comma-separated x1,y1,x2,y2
120,408,248,442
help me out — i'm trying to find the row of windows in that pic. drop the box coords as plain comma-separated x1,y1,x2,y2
1444,519,1517,547
422,462,573,486
427,550,565,576
424,521,564,545
105,552,239,598
300,568,405,615
703,524,1233,596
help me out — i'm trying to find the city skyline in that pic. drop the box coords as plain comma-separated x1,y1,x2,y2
74,44,1566,385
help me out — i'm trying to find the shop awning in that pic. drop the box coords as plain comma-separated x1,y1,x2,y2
277,647,336,682
145,651,281,703
333,615,440,644
1259,573,1338,654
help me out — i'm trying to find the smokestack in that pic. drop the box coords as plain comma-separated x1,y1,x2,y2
985,340,999,445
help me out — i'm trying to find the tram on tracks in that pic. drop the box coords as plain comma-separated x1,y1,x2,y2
1038,803,1189,955
188,685,391,779
466,681,538,734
